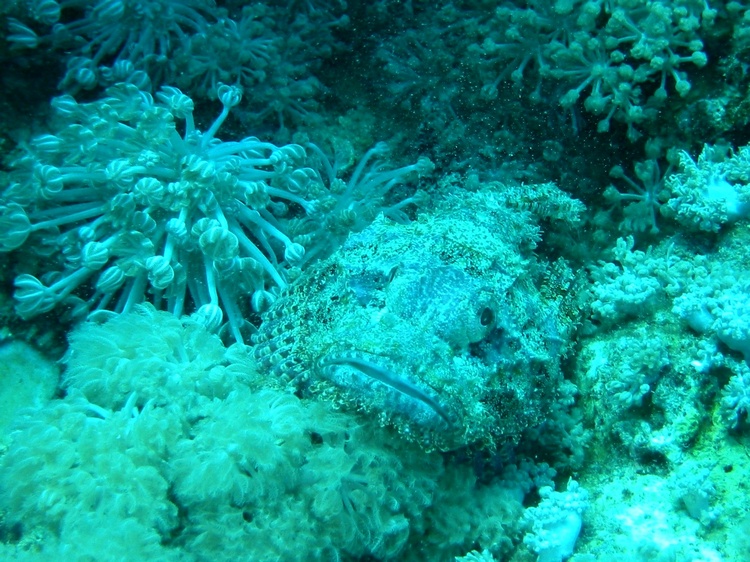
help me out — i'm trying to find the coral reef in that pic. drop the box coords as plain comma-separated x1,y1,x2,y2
2,0,750,561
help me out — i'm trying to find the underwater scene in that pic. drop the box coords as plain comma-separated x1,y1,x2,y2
1,0,750,560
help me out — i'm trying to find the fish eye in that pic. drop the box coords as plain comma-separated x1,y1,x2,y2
479,307,495,327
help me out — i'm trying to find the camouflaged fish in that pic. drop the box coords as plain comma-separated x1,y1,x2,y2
253,188,578,451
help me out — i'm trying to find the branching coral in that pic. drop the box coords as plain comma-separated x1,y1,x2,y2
171,2,348,127
0,83,430,342
720,362,750,429
584,327,670,410
172,4,276,99
5,0,347,132
523,479,589,562
7,0,218,92
604,159,671,233
589,236,673,323
664,144,750,232
1,83,312,341
471,0,712,139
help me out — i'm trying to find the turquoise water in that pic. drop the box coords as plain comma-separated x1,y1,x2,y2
0,1,748,560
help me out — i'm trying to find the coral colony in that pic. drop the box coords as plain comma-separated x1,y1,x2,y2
0,0,749,561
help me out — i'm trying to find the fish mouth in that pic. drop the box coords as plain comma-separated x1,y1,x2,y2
317,350,454,431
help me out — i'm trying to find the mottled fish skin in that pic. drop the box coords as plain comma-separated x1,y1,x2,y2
253,189,576,451
384,264,499,350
